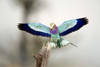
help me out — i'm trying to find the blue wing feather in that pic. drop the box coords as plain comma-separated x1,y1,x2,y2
18,23,51,37
59,17,88,36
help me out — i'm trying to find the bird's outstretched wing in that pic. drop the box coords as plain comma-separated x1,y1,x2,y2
58,17,88,36
18,23,51,37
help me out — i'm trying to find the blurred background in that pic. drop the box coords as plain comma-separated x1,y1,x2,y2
0,0,100,67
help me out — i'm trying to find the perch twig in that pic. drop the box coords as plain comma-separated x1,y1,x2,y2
33,43,51,67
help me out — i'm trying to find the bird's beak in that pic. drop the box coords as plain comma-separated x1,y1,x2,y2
50,23,55,29
50,26,53,29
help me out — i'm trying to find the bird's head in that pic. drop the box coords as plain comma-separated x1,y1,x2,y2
50,23,55,29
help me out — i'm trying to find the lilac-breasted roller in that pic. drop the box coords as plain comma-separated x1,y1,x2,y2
18,17,88,48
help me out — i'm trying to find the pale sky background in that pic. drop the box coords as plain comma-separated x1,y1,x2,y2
0,0,100,67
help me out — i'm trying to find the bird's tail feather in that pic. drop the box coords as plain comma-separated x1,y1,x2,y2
60,38,77,47
59,38,70,47
49,38,77,48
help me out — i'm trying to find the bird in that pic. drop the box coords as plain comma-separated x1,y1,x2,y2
18,17,88,48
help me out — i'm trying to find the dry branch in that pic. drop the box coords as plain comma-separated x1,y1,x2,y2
33,43,51,67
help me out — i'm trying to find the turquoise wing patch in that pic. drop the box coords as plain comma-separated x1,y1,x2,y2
58,19,77,34
28,23,50,34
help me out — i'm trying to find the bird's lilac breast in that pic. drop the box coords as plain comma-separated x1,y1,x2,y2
50,27,58,34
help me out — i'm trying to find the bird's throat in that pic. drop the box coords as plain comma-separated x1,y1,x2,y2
50,26,58,34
